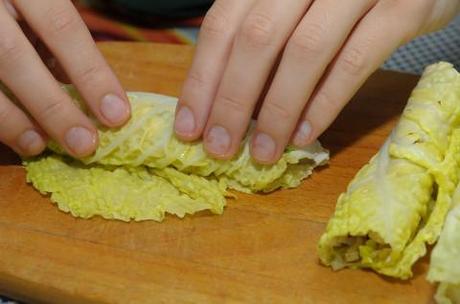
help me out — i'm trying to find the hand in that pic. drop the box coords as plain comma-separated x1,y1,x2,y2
175,0,459,164
0,0,130,157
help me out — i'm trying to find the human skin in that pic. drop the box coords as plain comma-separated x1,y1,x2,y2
0,0,458,163
0,0,130,158
174,0,460,164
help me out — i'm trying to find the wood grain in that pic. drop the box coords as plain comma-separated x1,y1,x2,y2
0,42,434,303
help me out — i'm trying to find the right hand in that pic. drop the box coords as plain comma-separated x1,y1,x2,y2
0,0,130,157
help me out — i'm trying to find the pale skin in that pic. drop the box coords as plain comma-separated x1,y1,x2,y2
0,0,458,163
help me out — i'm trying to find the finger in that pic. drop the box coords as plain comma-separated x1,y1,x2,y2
175,0,255,140
424,0,460,34
19,22,71,82
35,41,71,83
204,0,312,159
253,0,377,163
0,4,98,157
0,90,46,156
14,0,130,128
294,0,429,146
2,0,18,19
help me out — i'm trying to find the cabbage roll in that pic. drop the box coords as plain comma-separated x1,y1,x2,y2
428,184,460,304
318,62,460,279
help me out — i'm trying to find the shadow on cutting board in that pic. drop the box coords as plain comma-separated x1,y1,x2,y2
0,144,20,166
321,69,419,157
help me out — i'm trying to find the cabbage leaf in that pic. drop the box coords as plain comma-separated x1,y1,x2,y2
318,62,460,279
428,184,460,304
24,89,328,221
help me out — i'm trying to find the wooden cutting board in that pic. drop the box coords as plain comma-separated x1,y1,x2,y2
0,42,435,304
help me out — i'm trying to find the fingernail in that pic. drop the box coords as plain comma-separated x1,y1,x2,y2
206,125,231,156
65,127,96,156
100,94,130,125
18,130,44,155
175,106,196,135
252,132,276,163
293,120,312,147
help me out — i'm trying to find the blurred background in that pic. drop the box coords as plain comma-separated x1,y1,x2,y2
76,0,459,74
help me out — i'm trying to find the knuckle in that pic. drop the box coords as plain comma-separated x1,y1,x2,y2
0,35,23,63
388,0,432,35
200,2,229,37
383,0,430,11
186,70,209,88
287,23,326,57
37,97,67,121
0,103,13,128
238,12,274,48
75,63,108,87
315,91,337,112
218,94,247,115
45,6,79,35
263,101,292,121
340,45,368,76
410,0,435,13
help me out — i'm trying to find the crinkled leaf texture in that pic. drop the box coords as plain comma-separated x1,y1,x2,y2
428,185,460,304
25,155,226,222
318,62,460,279
25,90,329,222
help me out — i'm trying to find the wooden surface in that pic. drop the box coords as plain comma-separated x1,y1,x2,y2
0,42,435,303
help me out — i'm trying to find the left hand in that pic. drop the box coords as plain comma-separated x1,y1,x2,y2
174,0,459,164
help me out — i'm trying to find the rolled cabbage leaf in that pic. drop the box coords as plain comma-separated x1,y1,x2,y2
428,185,460,304
49,89,329,193
318,62,460,279
24,89,328,221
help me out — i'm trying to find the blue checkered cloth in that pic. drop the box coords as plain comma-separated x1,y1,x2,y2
383,15,460,74
1,13,459,304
